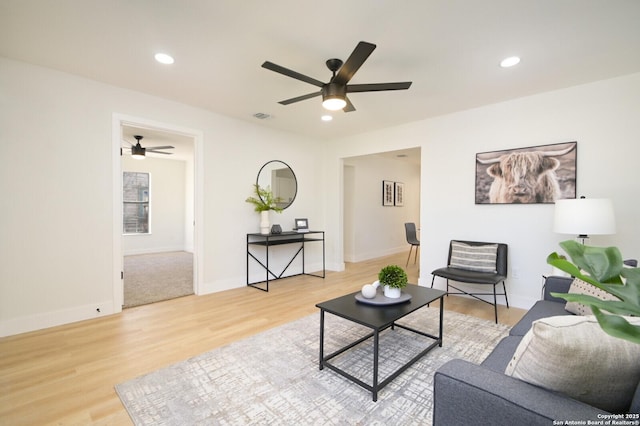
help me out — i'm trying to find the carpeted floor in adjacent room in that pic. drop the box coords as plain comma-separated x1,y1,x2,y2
124,251,194,308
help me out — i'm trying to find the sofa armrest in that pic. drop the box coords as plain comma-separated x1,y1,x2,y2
543,276,573,302
433,359,607,426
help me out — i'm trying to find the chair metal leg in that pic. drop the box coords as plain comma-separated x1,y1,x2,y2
406,244,419,266
502,281,510,308
406,246,414,267
493,283,498,324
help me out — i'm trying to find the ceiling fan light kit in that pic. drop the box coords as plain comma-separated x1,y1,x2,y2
322,83,347,110
262,41,412,113
131,144,146,160
124,135,175,159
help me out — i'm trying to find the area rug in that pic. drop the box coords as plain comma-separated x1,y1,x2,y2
116,308,509,425
124,251,194,308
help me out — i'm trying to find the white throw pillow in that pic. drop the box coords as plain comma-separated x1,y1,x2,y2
448,242,498,273
505,315,640,413
565,277,619,315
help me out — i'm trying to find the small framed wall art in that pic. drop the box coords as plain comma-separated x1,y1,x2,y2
394,182,404,206
382,180,394,206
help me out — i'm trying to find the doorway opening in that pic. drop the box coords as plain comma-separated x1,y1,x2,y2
342,147,421,265
112,114,203,311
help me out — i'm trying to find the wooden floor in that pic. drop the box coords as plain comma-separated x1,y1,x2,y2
0,252,526,425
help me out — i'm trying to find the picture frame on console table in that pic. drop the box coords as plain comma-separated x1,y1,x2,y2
475,141,577,204
382,180,394,206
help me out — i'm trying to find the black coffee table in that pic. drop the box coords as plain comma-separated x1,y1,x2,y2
316,284,446,401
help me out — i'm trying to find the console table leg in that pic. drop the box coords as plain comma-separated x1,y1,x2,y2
319,310,325,370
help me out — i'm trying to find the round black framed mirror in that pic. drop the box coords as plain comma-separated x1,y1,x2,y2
256,160,297,210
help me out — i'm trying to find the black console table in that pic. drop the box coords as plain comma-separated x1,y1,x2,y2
246,231,325,291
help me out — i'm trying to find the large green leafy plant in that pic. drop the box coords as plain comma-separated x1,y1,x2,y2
547,240,640,344
245,184,283,213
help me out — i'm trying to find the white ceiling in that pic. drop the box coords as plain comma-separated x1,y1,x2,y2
2,0,640,141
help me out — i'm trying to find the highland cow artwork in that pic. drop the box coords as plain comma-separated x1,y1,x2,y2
475,141,577,204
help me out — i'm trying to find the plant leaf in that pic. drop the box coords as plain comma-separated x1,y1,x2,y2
559,240,623,282
547,241,640,346
547,252,583,277
550,292,640,316
591,306,640,344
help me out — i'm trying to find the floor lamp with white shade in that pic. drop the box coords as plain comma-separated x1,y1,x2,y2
553,196,616,244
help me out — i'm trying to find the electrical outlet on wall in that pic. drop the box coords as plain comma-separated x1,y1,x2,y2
512,267,520,279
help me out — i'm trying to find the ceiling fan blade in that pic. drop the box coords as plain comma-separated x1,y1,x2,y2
347,82,412,93
262,61,325,88
145,145,174,150
343,96,356,112
278,91,322,105
146,150,173,155
123,139,134,146
332,41,376,86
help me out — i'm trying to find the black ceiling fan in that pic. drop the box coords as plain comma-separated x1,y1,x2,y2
262,41,412,112
123,135,174,159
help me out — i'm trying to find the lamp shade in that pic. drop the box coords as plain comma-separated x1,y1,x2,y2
553,198,616,236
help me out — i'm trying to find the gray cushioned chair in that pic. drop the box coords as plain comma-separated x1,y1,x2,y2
431,240,508,323
404,223,420,266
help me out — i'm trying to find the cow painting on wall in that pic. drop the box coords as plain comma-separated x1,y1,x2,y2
475,141,577,204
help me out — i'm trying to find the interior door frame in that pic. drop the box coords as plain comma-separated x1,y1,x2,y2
112,113,204,311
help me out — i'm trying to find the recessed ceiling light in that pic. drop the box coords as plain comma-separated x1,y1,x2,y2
500,56,520,68
321,115,333,122
154,53,175,65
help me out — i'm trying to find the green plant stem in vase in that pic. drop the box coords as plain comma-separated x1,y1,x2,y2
246,184,283,235
245,184,283,213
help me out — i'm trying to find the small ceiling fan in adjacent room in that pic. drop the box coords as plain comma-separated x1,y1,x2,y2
122,135,174,159
262,41,412,112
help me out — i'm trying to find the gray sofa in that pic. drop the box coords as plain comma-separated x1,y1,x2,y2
433,276,640,425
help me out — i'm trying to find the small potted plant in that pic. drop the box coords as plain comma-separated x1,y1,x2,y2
378,265,408,298
245,184,283,234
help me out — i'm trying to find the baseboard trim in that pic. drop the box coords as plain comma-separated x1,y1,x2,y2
347,246,409,263
0,300,116,337
124,247,188,256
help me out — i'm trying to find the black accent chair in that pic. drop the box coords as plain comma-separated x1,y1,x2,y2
404,223,420,266
431,240,508,323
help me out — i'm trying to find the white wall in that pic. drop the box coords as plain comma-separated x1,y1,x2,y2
2,53,638,336
325,73,640,310
0,57,323,336
343,154,420,262
122,156,187,255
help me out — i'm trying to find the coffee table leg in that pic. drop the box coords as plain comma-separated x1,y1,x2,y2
372,329,379,401
319,309,325,370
